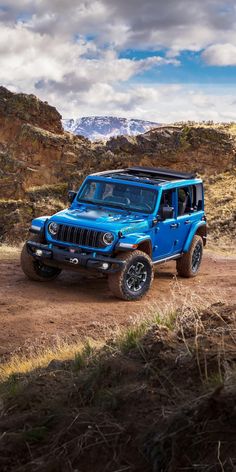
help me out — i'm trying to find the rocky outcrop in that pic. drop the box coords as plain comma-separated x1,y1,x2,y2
100,125,236,175
0,87,95,199
0,86,235,244
0,86,63,135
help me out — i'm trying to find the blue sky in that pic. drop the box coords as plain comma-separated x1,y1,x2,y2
0,0,236,122
121,49,236,85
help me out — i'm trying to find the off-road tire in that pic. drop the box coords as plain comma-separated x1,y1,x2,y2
108,250,154,301
176,235,203,278
21,234,61,282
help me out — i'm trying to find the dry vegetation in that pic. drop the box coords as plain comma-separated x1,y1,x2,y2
0,244,21,260
204,170,236,252
0,339,102,382
0,300,235,471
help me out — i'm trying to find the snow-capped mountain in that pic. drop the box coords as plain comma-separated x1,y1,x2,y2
62,116,160,141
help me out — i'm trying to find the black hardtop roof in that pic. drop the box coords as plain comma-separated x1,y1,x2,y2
127,166,197,180
91,166,197,185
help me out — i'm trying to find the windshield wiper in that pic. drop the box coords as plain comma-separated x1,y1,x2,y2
102,201,131,212
78,199,97,206
78,199,131,213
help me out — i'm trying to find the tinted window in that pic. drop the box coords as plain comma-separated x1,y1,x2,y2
158,189,174,217
178,187,192,216
195,184,203,210
178,184,203,215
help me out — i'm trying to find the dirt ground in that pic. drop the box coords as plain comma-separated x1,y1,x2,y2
0,250,235,359
0,302,235,472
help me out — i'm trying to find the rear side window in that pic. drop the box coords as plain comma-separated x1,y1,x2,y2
178,184,203,215
195,184,203,210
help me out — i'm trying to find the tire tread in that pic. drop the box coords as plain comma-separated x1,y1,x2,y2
108,250,153,301
176,235,203,278
21,234,61,282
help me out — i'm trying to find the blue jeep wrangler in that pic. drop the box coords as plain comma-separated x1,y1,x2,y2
21,167,207,301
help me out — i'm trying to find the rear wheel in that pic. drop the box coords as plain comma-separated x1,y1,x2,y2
21,234,61,282
176,235,203,278
108,250,153,301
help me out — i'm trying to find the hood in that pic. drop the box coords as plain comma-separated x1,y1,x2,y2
49,206,150,234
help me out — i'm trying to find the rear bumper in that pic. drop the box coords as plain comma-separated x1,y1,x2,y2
26,241,125,274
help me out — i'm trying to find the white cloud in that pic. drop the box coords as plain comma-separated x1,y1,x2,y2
202,43,236,66
0,0,236,122
0,23,93,82
2,0,236,51
36,81,236,123
0,21,177,97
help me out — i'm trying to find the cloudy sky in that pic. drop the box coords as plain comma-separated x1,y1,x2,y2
0,0,236,122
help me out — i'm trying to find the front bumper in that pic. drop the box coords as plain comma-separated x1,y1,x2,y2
26,241,125,274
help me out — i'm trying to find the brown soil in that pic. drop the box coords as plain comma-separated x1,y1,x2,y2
0,250,235,359
0,302,235,471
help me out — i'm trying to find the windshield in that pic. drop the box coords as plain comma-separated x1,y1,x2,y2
77,179,157,213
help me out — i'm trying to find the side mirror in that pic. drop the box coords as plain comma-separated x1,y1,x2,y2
68,190,77,204
159,206,174,220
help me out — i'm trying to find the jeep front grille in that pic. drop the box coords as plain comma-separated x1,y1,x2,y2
53,224,104,248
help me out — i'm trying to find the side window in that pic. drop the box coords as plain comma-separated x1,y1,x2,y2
178,185,203,215
178,186,192,216
158,189,174,217
195,184,203,211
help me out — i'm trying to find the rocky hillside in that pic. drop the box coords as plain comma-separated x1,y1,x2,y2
102,124,236,175
0,86,235,246
0,86,93,200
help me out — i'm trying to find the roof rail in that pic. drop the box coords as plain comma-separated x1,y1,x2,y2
90,169,124,176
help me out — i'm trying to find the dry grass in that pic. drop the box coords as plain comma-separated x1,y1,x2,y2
145,275,227,321
0,244,21,260
0,338,102,382
204,170,236,253
228,123,236,135
0,299,235,471
27,183,67,193
0,198,24,204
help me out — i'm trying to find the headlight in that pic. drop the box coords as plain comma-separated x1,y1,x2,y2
48,222,59,236
102,232,115,245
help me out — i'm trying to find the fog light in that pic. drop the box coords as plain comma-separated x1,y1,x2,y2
35,249,43,256
101,262,109,270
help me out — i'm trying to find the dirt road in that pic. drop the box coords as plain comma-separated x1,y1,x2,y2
0,250,235,359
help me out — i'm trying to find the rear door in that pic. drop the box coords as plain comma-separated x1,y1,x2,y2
153,188,178,260
173,185,202,253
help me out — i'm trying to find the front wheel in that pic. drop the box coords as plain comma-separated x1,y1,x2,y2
176,235,203,278
108,250,154,301
21,236,61,282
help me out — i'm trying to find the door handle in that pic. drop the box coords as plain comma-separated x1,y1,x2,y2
170,223,178,229
185,220,191,225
